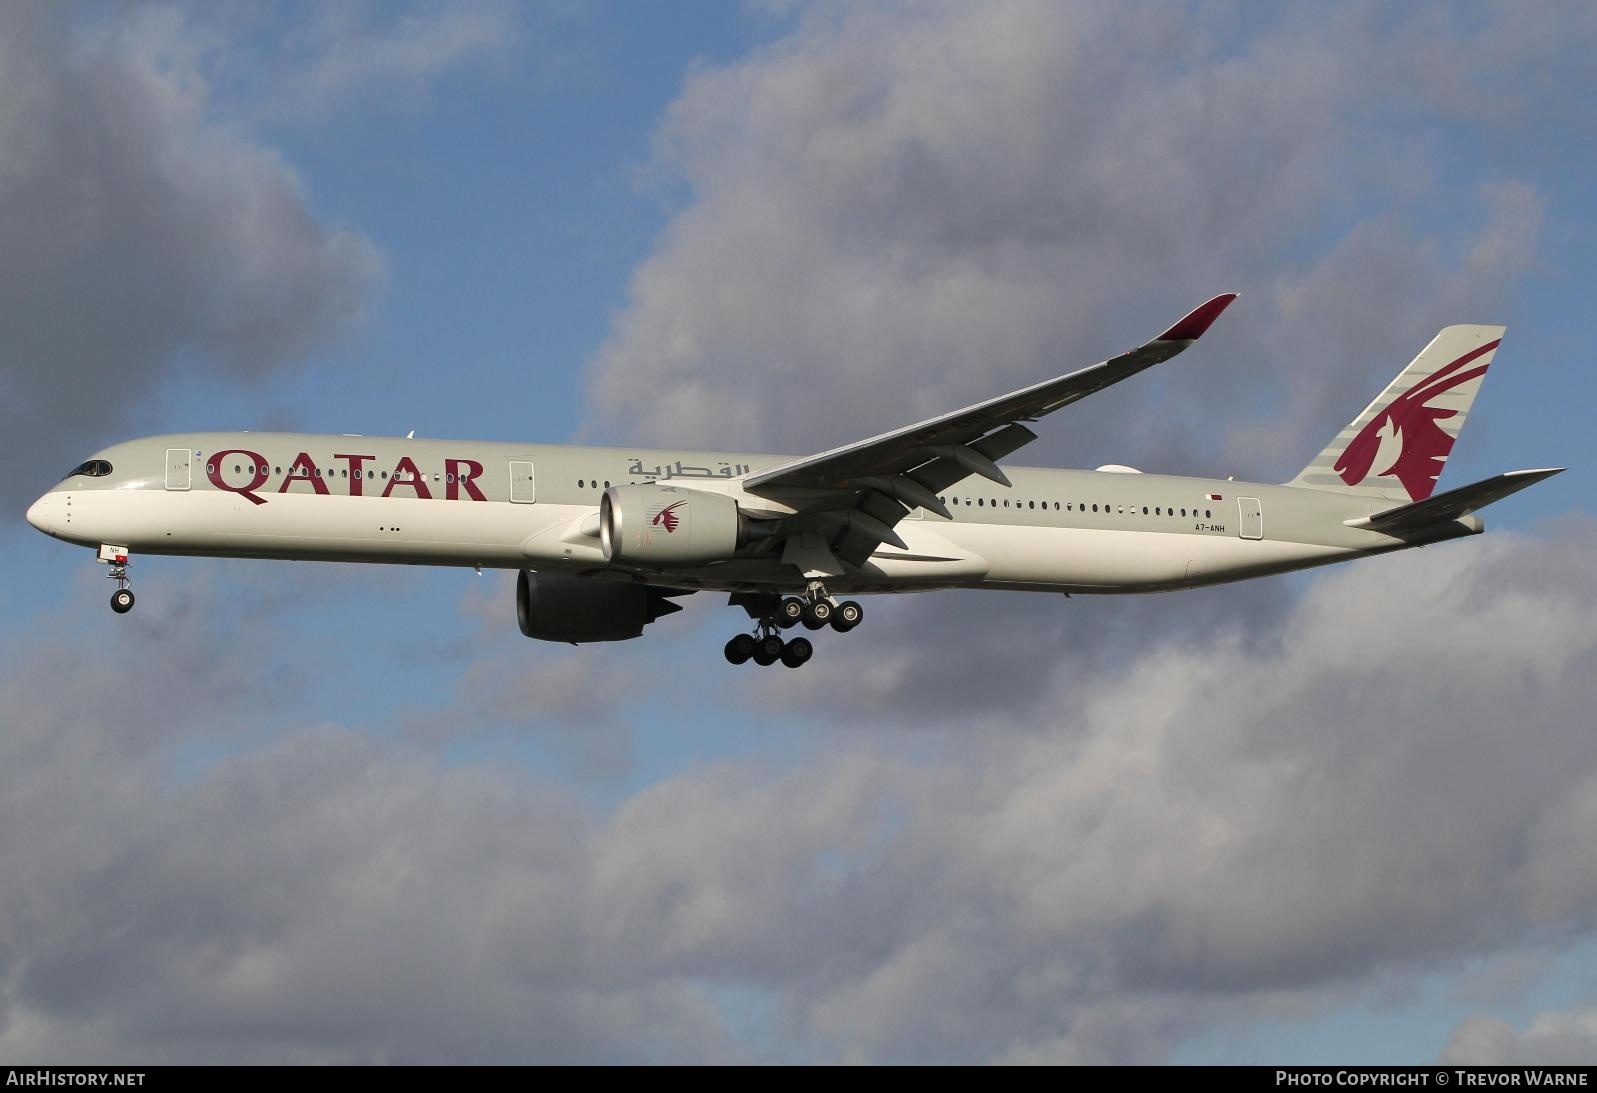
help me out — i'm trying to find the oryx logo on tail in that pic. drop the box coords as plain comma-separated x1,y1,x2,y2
1289,325,1503,502
1333,340,1497,501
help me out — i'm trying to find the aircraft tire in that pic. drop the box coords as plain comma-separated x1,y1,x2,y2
780,637,813,668
832,600,863,631
777,597,805,628
725,634,756,665
754,634,784,665
110,589,135,614
804,599,833,627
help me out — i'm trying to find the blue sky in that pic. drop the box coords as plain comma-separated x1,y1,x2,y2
3,0,1596,1064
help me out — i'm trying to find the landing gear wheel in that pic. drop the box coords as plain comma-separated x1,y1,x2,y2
831,600,863,632
780,636,813,668
777,597,805,629
802,599,832,630
756,632,788,664
724,634,756,665
110,588,135,614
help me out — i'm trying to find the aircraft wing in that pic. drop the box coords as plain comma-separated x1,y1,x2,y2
743,292,1238,569
741,294,1239,568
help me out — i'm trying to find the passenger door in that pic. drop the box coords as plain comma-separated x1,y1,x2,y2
165,448,191,491
1238,496,1263,540
509,461,536,503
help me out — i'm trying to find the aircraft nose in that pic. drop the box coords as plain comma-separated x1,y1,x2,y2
26,494,53,534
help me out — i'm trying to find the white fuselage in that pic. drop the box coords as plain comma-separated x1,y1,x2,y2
26,432,1474,597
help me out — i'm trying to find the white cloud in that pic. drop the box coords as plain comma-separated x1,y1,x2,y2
1443,1010,1597,1066
4,526,1596,1062
0,2,381,511
266,3,521,119
583,0,1553,489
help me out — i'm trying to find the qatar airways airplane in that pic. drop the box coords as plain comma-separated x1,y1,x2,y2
26,293,1561,668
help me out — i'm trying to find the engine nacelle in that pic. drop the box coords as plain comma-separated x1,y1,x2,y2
516,570,683,643
600,484,747,566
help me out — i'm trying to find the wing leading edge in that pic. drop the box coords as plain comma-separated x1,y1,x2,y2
744,292,1239,569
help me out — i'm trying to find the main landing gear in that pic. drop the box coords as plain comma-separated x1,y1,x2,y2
100,544,135,613
724,585,864,669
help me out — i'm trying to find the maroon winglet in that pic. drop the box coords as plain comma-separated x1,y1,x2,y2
1157,292,1239,342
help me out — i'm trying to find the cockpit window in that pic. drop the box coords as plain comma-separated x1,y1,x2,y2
64,459,113,480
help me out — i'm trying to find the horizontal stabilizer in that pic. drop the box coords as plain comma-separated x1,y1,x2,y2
1346,468,1564,534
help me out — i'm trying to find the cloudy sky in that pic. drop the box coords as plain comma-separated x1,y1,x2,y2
3,0,1595,1064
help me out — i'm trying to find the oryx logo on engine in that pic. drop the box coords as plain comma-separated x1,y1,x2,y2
651,499,687,533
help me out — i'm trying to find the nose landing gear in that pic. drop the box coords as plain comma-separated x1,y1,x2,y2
724,586,863,668
99,544,134,613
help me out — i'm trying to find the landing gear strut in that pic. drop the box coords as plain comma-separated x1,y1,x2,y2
723,586,863,668
101,545,135,614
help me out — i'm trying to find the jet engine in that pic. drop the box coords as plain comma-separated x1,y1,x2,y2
600,484,749,566
516,570,684,643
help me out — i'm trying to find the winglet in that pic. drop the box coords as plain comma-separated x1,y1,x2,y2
1157,292,1239,342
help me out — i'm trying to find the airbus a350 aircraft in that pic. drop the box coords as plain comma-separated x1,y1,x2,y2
26,293,1562,668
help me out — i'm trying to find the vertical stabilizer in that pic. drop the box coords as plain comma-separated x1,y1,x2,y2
1288,325,1504,502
